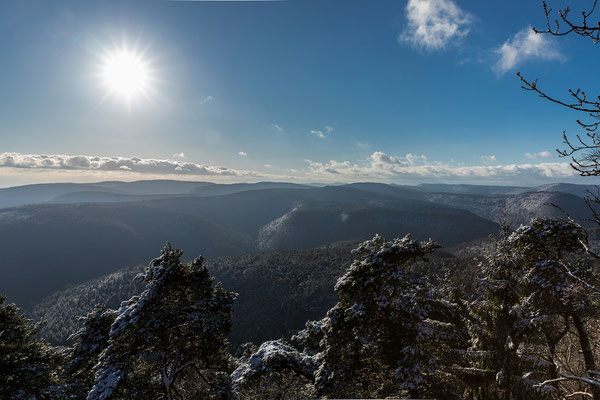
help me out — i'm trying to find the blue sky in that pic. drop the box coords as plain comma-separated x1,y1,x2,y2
0,0,599,186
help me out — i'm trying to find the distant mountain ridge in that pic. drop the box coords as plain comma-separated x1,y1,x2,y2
414,183,528,196
0,179,598,209
422,191,597,228
0,180,312,208
0,184,500,305
1,179,597,307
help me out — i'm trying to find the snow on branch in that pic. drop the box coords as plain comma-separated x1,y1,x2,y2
231,340,318,394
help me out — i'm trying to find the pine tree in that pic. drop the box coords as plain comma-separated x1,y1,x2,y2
291,234,466,399
457,219,556,400
509,217,600,399
457,217,596,400
0,295,63,399
231,234,467,399
65,304,117,398
87,243,236,400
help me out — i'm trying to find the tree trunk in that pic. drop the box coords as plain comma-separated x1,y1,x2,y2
543,323,568,391
161,350,174,400
572,314,600,400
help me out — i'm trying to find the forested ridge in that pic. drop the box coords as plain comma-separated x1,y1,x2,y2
26,245,358,348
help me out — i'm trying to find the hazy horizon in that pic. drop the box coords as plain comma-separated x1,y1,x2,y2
0,177,596,190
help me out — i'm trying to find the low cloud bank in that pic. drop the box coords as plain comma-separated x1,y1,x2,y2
0,152,260,177
0,151,590,186
305,151,578,184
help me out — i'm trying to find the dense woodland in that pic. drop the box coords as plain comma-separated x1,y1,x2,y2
26,246,358,348
3,215,600,399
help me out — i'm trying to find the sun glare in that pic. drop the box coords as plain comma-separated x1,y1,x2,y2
99,46,154,104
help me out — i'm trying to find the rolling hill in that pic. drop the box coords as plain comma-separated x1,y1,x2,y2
0,185,501,306
1,180,597,308
0,202,253,305
257,200,498,251
423,190,596,228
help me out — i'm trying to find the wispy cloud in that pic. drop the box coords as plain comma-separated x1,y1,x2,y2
238,151,247,157
172,152,186,159
399,0,473,51
200,95,214,105
494,27,562,74
310,130,326,139
480,155,496,163
304,151,577,184
525,151,553,159
310,125,334,139
0,152,260,177
263,164,272,168
356,142,370,149
272,124,284,133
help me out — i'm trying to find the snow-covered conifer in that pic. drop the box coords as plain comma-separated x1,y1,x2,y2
65,304,116,398
0,295,63,399
288,234,466,399
87,243,236,400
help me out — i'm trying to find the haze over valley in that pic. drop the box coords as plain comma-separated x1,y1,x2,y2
2,178,596,309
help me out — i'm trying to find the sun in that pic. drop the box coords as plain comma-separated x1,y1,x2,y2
99,46,154,104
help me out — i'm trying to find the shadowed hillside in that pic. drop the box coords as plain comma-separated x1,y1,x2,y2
0,203,253,305
27,242,461,348
2,181,596,307
27,246,357,347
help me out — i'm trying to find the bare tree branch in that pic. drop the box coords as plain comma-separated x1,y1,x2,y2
534,1,600,43
517,2,600,175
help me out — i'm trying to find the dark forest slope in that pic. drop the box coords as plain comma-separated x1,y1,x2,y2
27,246,357,348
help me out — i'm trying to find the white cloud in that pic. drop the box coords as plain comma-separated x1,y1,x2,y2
494,27,562,74
356,142,370,149
363,152,428,167
238,151,247,157
173,152,186,159
481,155,496,163
405,153,428,165
200,95,214,104
311,130,326,139
525,151,553,159
399,0,473,51
0,152,260,177
272,124,284,133
304,151,577,184
311,126,333,139
0,151,582,187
